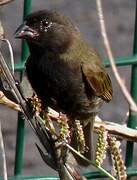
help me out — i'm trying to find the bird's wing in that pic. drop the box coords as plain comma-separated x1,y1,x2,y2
81,61,113,102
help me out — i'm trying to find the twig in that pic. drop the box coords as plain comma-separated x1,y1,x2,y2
0,121,8,180
1,92,137,142
96,0,137,113
94,117,137,142
0,0,15,6
0,91,21,111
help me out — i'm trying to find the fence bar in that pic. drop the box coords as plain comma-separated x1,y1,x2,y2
14,0,32,176
14,55,137,72
125,0,137,167
1,167,137,180
104,55,137,67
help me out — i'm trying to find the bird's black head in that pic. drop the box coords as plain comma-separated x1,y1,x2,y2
15,10,78,53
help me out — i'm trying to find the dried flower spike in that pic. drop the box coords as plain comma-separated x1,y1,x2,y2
95,126,108,166
74,120,86,154
57,113,70,142
108,135,127,180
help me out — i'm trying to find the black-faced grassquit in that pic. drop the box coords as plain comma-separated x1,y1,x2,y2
15,10,113,166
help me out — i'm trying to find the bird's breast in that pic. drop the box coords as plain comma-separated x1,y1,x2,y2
26,56,102,119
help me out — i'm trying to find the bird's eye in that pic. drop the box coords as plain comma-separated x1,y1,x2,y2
43,20,49,26
42,19,50,27
39,20,49,30
40,19,53,32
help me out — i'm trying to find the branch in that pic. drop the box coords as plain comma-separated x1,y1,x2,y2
96,0,137,113
1,91,137,142
0,0,15,6
94,116,137,142
0,91,21,111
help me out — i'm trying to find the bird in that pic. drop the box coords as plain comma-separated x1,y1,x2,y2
15,9,113,166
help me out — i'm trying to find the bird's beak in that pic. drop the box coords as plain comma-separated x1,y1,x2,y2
15,22,38,39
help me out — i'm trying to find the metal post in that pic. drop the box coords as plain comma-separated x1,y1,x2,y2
14,0,32,176
125,0,137,167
